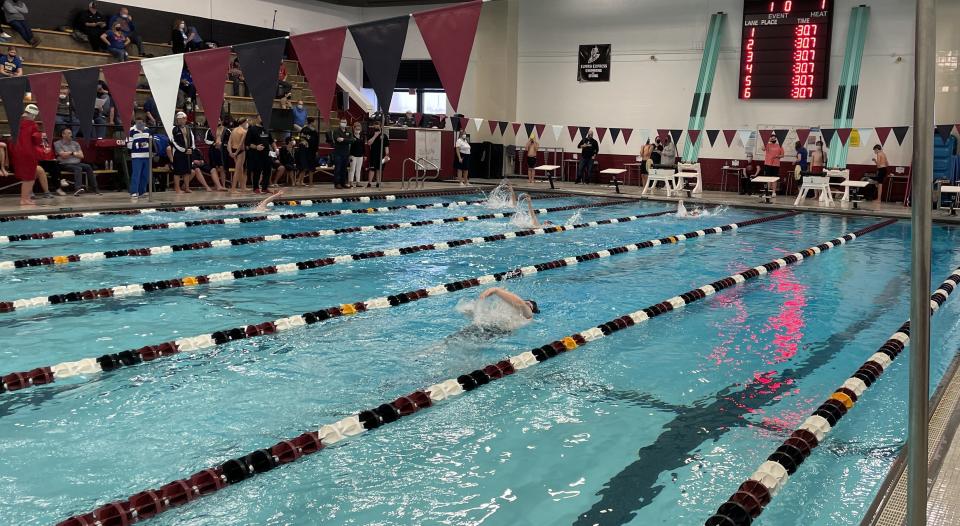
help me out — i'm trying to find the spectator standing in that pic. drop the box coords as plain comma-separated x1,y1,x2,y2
794,140,808,187
228,57,246,97
54,127,99,195
244,115,271,194
12,105,48,205
3,0,39,46
295,117,318,185
279,136,297,185
101,21,130,62
347,121,364,188
204,117,230,189
455,130,471,186
185,24,205,52
93,83,116,138
763,135,784,177
292,100,307,132
127,117,151,198
575,131,599,184
365,120,389,188
330,118,354,189
168,112,212,193
76,1,106,51
227,118,249,192
179,68,197,110
0,45,22,77
865,144,889,201
171,19,188,54
660,135,677,169
55,88,80,137
276,63,293,100
109,6,147,57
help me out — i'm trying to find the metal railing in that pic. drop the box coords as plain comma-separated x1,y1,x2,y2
401,157,441,189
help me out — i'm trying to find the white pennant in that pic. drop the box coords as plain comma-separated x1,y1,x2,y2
738,129,755,148
858,128,874,147
141,54,184,139
473,118,483,132
634,129,650,145
552,125,563,142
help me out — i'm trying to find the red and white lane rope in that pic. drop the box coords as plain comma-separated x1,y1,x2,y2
0,209,669,314
704,264,959,526
0,189,509,223
52,219,895,526
0,200,632,270
0,212,799,394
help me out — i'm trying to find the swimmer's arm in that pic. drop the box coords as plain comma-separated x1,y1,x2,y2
480,288,534,318
527,199,540,227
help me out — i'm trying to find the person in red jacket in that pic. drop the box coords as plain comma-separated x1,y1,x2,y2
11,104,51,205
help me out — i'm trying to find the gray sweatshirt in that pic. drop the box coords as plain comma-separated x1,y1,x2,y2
2,1,27,22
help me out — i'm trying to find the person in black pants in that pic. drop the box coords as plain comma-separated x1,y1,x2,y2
576,131,599,184
330,118,355,189
244,115,272,194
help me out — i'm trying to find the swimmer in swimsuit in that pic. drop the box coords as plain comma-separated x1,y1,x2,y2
252,189,284,212
448,287,540,342
527,197,552,227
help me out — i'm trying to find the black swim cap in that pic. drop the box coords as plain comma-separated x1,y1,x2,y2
526,300,540,314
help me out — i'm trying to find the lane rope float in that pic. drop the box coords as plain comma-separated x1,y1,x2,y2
0,200,634,271
0,189,547,223
0,192,571,247
704,265,960,526
0,211,799,395
0,209,672,314
52,219,895,526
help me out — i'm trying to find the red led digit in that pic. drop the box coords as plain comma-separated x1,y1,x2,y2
784,1,792,12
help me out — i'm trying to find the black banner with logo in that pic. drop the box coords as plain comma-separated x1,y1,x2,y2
577,44,611,82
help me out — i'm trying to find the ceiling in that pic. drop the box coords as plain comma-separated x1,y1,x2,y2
319,0,468,6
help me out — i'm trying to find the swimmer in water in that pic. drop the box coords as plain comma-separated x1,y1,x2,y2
252,189,284,212
478,287,539,320
526,196,553,226
676,200,702,218
447,287,540,342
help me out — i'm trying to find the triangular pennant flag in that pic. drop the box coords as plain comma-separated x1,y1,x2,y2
796,128,812,146
101,61,141,134
723,129,738,147
552,125,563,142
290,27,347,114
670,129,683,145
836,128,852,145
234,37,287,130
892,126,909,145
414,112,423,127
774,129,789,146
687,129,701,145
535,124,546,138
758,129,773,144
524,123,535,138
622,128,634,144
0,76,28,141
498,121,508,135
610,128,621,143
579,126,591,139
596,127,607,142
634,129,650,145
182,47,230,128
457,116,469,131
706,129,720,146
488,120,498,134
141,54,183,139
858,128,874,147
936,124,954,142
512,122,521,136
413,1,482,112
821,128,836,147
64,67,101,140
567,126,578,141
27,71,61,136
874,127,892,146
737,129,754,148
473,117,483,132
351,16,409,112
657,129,670,143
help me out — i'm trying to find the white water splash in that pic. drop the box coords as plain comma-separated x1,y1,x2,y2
456,296,532,332
484,180,515,209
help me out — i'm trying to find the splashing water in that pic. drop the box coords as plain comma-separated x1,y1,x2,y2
565,210,583,226
484,180,516,209
510,194,536,228
456,297,532,332
675,201,726,219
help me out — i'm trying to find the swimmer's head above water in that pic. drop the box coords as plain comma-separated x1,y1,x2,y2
525,300,540,314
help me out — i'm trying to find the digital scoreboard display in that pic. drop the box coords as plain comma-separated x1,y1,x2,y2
739,0,834,100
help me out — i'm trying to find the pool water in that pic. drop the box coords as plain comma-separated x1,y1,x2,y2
2,191,959,526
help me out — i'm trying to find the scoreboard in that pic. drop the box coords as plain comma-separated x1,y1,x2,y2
739,0,834,100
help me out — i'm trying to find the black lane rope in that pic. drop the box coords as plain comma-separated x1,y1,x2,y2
0,200,633,271
0,212,799,394
0,207,666,314
52,218,894,526
704,263,960,526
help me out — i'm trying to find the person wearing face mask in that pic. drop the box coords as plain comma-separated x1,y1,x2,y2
101,21,130,62
0,46,21,77
455,131,471,186
109,7,147,57
347,122,365,188
168,112,213,193
76,1,107,51
763,135,784,177
365,121,389,188
3,0,40,47
331,119,354,189
576,131,599,184
93,82,116,138
55,88,80,137
292,100,307,133
127,115,152,198
244,115,272,194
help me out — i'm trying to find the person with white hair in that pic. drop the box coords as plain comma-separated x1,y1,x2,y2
167,111,213,193
11,104,52,205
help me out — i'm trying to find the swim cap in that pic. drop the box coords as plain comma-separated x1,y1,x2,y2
525,300,540,314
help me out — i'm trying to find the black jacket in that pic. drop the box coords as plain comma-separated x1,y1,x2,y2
578,138,599,159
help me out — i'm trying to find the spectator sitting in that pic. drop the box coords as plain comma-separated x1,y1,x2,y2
3,0,40,46
276,62,293,100
0,45,22,77
179,67,197,108
76,1,107,51
292,100,307,132
54,128,99,196
101,22,130,62
142,95,161,129
108,6,148,57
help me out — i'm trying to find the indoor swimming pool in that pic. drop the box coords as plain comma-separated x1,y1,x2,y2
3,190,960,526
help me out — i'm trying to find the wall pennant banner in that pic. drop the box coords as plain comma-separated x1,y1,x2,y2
737,129,754,148
552,125,563,142
579,126,591,140
535,124,546,138
634,129,650,145
669,129,683,145
512,122,521,136
473,117,484,132
413,0,482,112
836,128,852,146
610,128,621,143
892,126,909,145
414,112,423,127
722,129,738,147
820,128,837,147
290,27,347,114
488,120,499,134
758,129,774,144
657,129,670,143
524,123,535,138
141,54,183,139
182,47,231,128
498,121,508,135
63,67,101,141
458,116,469,132
773,129,789,146
936,124,955,142
0,76,27,141
596,127,607,142
858,128,874,147
622,128,633,144
687,129,701,145
873,126,892,146
796,128,812,145
26,71,61,136
101,61,141,134
567,126,578,141
706,129,720,146
234,37,287,130
350,16,409,113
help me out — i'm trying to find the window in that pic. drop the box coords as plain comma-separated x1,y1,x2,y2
422,91,447,115
390,90,418,113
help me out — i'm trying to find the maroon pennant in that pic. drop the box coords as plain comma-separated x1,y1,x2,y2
622,128,633,144
873,127,892,146
687,129,701,144
568,126,579,141
596,127,607,142
796,128,812,146
414,112,423,126
26,71,61,135
758,129,774,144
512,122,521,136
413,1,482,112
101,61,141,133
535,123,546,138
183,47,231,126
836,128,852,145
723,129,738,147
290,27,347,112
458,116,469,131
488,120,499,134
657,129,670,143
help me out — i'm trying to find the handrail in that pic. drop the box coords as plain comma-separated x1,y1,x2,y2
401,158,427,189
414,157,441,188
